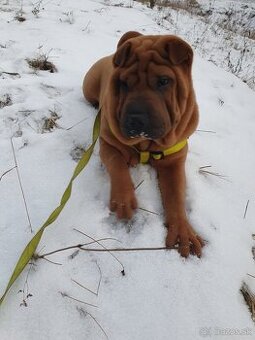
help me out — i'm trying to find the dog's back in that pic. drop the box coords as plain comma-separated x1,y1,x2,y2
83,55,113,108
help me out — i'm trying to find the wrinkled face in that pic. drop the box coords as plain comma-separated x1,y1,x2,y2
108,33,194,146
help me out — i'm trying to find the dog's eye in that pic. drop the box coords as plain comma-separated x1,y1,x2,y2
157,76,170,89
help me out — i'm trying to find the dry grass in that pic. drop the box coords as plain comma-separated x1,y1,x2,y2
27,52,57,73
41,110,60,133
0,94,12,109
14,15,26,22
240,282,255,322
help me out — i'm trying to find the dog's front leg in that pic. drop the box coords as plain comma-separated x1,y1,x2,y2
155,153,204,257
100,138,137,220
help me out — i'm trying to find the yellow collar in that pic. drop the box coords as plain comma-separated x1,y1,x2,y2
139,139,187,164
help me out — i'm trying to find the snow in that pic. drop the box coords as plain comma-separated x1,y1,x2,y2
1,0,255,339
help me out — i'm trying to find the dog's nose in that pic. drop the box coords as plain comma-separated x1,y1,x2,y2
123,112,150,138
121,100,152,138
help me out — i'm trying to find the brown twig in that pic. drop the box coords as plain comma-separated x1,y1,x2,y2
39,245,171,256
59,291,97,308
66,118,88,131
77,307,108,339
243,200,250,219
138,207,160,216
199,165,228,181
35,237,120,259
0,166,16,181
134,179,145,190
41,257,62,266
11,138,33,232
86,311,108,339
196,129,216,134
79,246,169,252
1,71,20,76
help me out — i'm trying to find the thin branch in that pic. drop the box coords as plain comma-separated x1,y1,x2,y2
73,228,126,274
1,71,20,76
86,311,109,340
41,257,62,266
35,237,120,259
196,129,216,134
243,200,250,219
11,138,33,232
79,246,169,252
134,179,144,190
199,165,228,181
138,207,160,216
72,279,97,296
0,166,16,181
66,118,88,131
59,291,97,308
77,307,108,340
40,245,171,256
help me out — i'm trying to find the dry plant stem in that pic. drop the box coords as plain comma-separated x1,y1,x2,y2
243,200,250,219
36,237,120,259
60,291,98,308
41,257,62,266
199,165,228,180
138,207,160,216
72,262,102,296
240,282,255,321
39,245,172,258
80,246,169,252
73,228,126,273
196,129,216,134
0,166,16,181
19,262,34,306
1,71,20,76
66,118,88,131
11,138,33,233
86,311,109,340
134,179,145,190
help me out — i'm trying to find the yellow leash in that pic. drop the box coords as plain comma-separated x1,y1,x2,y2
0,110,101,305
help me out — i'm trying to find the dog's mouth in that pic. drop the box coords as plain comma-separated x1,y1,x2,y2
119,101,168,140
121,125,165,140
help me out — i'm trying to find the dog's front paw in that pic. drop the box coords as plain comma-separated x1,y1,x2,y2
110,187,137,220
165,219,204,258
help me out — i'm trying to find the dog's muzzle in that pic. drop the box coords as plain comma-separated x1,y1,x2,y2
120,101,165,140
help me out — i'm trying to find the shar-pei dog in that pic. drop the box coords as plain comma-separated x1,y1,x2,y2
83,31,204,257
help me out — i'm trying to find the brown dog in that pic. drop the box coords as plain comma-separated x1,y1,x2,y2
83,31,204,257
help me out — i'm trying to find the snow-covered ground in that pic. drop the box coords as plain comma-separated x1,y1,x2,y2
1,0,255,339
149,0,255,90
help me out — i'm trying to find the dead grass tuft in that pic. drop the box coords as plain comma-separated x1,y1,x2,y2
240,282,255,322
41,109,61,133
27,54,57,73
0,94,12,109
15,15,26,22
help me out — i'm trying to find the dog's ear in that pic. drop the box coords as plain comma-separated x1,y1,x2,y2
113,32,142,67
166,37,193,66
113,42,131,67
117,31,142,48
